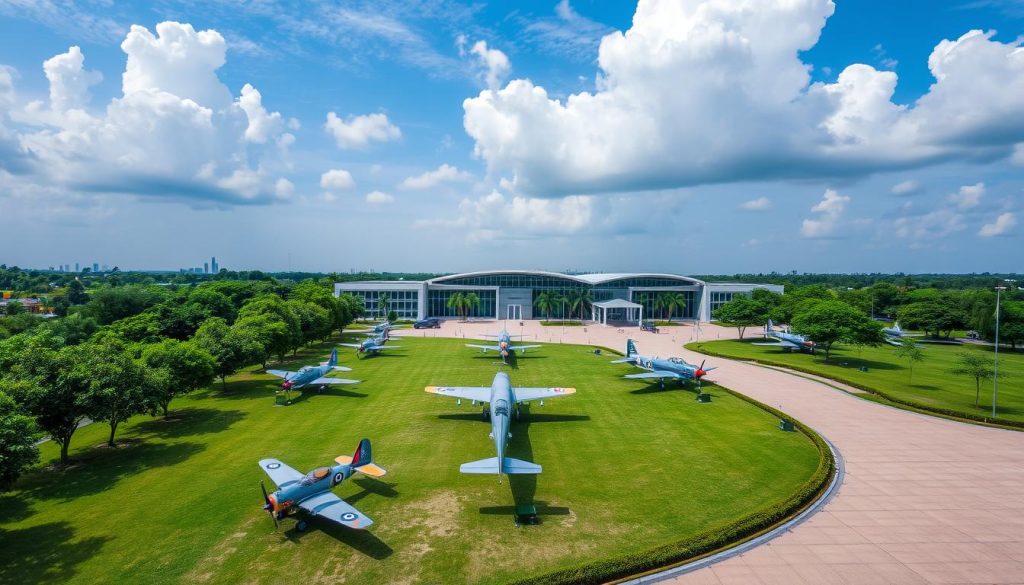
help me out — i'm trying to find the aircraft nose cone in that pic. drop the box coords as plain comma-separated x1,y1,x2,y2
695,369,705,378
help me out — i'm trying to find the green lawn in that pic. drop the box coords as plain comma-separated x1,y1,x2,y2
2,335,822,585
688,338,1024,425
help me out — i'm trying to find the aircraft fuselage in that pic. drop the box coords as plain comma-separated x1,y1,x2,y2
488,372,514,472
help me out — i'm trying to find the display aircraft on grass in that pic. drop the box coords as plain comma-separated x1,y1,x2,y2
613,339,716,390
753,319,816,353
425,372,575,480
350,321,399,336
259,438,387,532
466,328,541,363
882,322,923,346
340,332,402,357
266,349,360,394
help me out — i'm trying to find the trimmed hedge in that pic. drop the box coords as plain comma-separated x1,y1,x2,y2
688,342,1024,431
509,377,836,585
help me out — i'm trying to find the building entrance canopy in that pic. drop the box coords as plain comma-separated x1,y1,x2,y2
592,299,643,326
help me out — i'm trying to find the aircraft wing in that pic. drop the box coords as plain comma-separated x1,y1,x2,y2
258,458,303,489
312,377,362,385
751,341,792,347
425,386,491,403
338,343,362,349
265,370,295,379
465,343,499,351
883,337,902,346
513,387,576,403
508,345,542,351
297,492,373,529
624,371,683,380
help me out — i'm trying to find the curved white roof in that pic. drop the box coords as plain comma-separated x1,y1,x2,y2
427,270,704,286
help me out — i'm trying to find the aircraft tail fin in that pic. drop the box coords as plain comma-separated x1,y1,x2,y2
766,319,774,332
459,457,541,475
626,339,638,357
894,322,902,332
328,348,338,367
351,438,372,468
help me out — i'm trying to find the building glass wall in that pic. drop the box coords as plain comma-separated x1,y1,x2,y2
347,289,419,319
426,289,497,318
631,290,697,320
709,291,748,316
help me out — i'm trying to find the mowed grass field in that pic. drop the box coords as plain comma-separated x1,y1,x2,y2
688,338,1024,424
1,334,821,585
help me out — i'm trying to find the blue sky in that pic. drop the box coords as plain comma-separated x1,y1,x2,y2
0,0,1022,274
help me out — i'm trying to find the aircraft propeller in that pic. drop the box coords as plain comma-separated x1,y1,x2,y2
694,359,707,394
260,481,279,529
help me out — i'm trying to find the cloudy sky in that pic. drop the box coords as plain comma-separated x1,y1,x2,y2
0,0,1022,274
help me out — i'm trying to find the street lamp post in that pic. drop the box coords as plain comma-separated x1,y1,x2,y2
992,279,1016,418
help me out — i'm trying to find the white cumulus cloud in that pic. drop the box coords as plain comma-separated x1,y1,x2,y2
417,190,592,241
463,1,1024,197
739,197,772,211
42,46,102,112
320,169,355,191
366,190,395,204
399,164,472,189
467,40,510,90
948,182,984,209
979,212,1017,237
891,179,921,196
801,189,849,238
324,112,401,149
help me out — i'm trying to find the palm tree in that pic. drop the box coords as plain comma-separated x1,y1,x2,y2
578,288,593,321
654,294,670,320
534,291,556,321
465,292,481,319
551,293,566,320
446,292,465,320
377,293,390,320
567,290,583,322
665,293,688,322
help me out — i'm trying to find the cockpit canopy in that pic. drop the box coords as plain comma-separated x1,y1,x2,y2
668,357,689,366
494,399,509,416
300,467,331,486
298,366,312,373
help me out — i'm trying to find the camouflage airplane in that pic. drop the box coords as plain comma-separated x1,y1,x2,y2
340,332,402,357
465,328,541,363
752,319,815,353
882,322,922,346
612,339,716,390
266,349,360,393
259,438,387,532
425,372,575,479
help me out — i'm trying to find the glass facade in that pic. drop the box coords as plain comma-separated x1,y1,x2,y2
709,291,748,316
631,290,697,320
426,289,497,318
348,289,419,319
434,273,588,290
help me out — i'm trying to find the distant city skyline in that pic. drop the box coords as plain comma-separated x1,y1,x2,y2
0,1,1022,273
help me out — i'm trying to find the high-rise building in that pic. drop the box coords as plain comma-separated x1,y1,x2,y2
92,262,99,272
75,262,79,272
211,256,218,274
204,262,209,274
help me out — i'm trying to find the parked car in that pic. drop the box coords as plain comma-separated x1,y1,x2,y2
640,321,659,333
414,317,441,329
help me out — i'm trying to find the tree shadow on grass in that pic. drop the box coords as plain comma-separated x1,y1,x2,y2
19,441,204,501
815,358,902,371
283,520,393,559
194,378,274,401
0,494,33,523
0,522,111,585
130,408,246,439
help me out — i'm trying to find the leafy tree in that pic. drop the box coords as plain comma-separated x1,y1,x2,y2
187,287,235,322
85,285,167,325
895,339,925,385
714,296,768,339
4,300,24,316
142,339,216,417
9,344,91,465
337,293,364,331
79,341,152,447
153,302,211,340
43,313,98,345
772,285,834,323
232,314,285,368
106,311,163,344
0,385,39,490
193,318,262,388
791,300,884,360
237,295,300,360
664,292,688,321
949,351,995,407
287,300,332,348
998,301,1024,349
387,310,398,323
0,313,43,339
896,298,966,338
66,279,88,305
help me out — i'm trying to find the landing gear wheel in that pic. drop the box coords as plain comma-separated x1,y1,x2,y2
296,520,309,532
659,380,665,390
482,408,490,421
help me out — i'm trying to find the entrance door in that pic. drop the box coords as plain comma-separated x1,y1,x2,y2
506,304,522,320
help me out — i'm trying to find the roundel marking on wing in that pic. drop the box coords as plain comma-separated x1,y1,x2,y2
341,512,358,521
266,462,281,469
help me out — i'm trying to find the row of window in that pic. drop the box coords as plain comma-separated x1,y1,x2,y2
432,274,693,290
632,290,697,320
709,291,747,316
347,290,419,319
426,289,497,318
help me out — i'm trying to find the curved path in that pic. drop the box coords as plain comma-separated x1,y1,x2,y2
410,320,1024,585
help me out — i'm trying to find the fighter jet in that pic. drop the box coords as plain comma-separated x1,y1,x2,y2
882,322,922,346
465,328,541,363
266,349,361,394
339,332,402,357
425,372,575,478
752,319,815,353
259,438,387,532
612,339,716,390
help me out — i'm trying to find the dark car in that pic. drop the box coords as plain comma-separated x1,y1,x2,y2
414,318,441,329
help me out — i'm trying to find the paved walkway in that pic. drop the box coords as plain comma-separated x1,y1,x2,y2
407,320,1024,585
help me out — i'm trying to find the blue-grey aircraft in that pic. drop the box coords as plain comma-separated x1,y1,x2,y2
339,332,402,357
425,372,575,479
266,348,361,393
466,328,541,363
882,322,922,346
350,321,398,336
259,438,387,531
752,319,816,353
612,339,716,389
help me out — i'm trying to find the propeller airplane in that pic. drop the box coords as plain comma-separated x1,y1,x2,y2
340,331,402,357
752,319,816,353
612,339,716,391
465,328,541,363
265,348,361,395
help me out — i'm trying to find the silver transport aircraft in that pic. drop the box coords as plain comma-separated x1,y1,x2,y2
425,372,575,480
753,319,816,353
